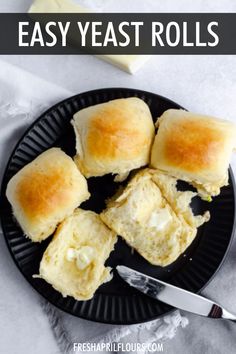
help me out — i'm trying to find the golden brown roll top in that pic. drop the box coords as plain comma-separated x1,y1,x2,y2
151,109,236,198
6,148,90,242
72,97,155,179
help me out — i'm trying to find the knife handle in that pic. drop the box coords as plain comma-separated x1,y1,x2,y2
210,305,236,321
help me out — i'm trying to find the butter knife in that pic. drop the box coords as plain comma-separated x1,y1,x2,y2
117,265,236,321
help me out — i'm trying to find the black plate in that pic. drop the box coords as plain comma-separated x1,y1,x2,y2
1,88,235,324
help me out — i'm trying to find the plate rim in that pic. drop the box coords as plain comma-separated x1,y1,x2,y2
1,87,235,324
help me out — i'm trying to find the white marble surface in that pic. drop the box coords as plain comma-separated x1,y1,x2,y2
1,1,236,354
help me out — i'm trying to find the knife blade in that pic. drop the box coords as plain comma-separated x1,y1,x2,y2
117,265,236,321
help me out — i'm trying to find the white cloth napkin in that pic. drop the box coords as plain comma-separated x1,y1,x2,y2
0,60,188,354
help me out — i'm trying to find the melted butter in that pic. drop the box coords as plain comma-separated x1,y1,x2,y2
66,248,77,262
76,246,95,270
148,208,172,231
66,246,95,270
